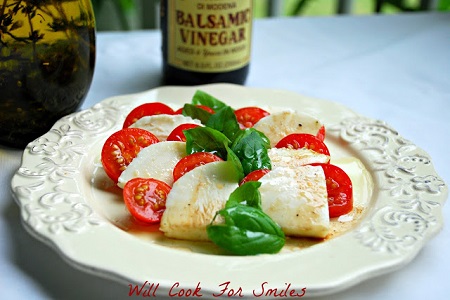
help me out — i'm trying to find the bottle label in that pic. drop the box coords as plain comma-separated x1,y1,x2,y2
166,0,252,73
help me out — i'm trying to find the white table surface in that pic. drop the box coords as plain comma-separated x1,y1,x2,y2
1,12,449,300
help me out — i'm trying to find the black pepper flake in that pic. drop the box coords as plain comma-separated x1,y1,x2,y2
298,123,302,127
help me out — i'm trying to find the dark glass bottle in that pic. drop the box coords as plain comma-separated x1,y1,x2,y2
0,0,96,148
160,0,253,86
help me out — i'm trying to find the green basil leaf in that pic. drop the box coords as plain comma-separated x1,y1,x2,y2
231,128,272,175
182,103,212,124
226,181,262,210
223,205,284,237
225,145,244,183
184,127,230,159
206,105,241,141
233,128,271,150
206,225,285,256
192,90,227,111
207,205,285,255
183,127,243,182
256,130,271,149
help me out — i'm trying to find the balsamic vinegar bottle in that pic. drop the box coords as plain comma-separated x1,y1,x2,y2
160,0,253,85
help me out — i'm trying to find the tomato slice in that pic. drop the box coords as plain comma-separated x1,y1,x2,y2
275,133,330,156
123,102,175,128
173,152,223,182
166,123,200,142
316,125,326,142
311,163,353,218
101,128,159,183
239,169,270,185
234,107,270,129
175,105,215,115
123,177,171,223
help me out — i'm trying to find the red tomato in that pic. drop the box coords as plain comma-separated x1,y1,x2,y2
123,177,171,223
174,105,215,114
234,107,270,128
166,123,200,142
275,133,330,156
123,102,175,128
173,152,223,182
101,128,159,183
239,169,271,185
316,125,326,142
311,163,353,218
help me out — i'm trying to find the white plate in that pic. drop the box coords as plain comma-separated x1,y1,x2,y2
11,84,447,298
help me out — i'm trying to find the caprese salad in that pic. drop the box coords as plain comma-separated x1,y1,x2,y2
100,90,353,255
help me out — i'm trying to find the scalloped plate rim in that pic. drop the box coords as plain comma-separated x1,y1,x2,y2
10,83,448,298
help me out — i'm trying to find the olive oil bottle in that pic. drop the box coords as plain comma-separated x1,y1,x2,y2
0,0,96,148
160,0,253,85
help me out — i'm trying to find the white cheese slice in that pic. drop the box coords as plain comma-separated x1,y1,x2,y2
160,161,239,241
259,165,329,238
253,110,323,147
130,114,201,141
268,147,330,168
117,141,186,188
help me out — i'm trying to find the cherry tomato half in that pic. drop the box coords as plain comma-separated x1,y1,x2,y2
234,107,270,129
174,105,215,115
123,177,171,223
311,163,353,218
316,125,326,142
166,123,200,142
123,102,175,128
173,152,223,182
101,128,159,183
239,169,271,185
275,133,330,156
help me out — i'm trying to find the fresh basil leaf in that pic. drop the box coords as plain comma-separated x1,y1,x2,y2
225,146,244,183
183,127,244,182
206,105,241,142
226,181,262,210
256,130,271,149
192,90,227,111
184,127,230,159
231,128,272,175
207,205,285,255
223,205,284,238
182,103,212,124
233,128,271,150
207,225,285,256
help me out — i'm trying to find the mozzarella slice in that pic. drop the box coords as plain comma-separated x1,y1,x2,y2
160,161,239,241
130,114,201,141
117,141,186,188
259,165,329,238
268,147,330,168
253,110,323,147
